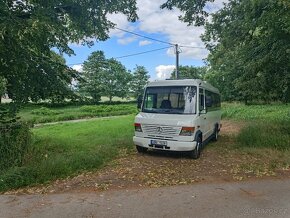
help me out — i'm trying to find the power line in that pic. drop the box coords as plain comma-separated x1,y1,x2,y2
179,45,206,49
115,46,173,59
67,46,173,66
115,27,207,49
114,27,175,46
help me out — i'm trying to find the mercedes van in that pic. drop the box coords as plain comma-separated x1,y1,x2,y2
133,79,221,159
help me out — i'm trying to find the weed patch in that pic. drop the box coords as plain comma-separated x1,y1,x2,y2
236,121,290,150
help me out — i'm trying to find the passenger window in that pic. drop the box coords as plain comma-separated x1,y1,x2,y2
205,90,213,107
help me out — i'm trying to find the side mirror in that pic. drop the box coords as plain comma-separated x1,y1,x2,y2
137,95,143,109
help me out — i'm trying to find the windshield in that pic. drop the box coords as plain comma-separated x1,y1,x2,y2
142,86,197,114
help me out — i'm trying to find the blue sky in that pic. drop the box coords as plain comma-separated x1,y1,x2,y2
64,0,224,80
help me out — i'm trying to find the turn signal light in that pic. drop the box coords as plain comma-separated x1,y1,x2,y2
179,127,195,136
134,123,142,132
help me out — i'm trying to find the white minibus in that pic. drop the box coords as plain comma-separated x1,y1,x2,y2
133,79,221,159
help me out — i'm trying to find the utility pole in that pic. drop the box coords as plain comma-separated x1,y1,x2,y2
175,44,180,79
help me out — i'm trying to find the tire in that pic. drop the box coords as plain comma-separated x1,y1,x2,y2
190,137,202,159
136,145,148,153
212,126,219,142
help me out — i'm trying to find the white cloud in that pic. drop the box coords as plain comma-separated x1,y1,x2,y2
117,36,137,45
106,0,227,59
72,64,83,72
139,40,153,46
136,0,210,59
155,65,175,80
107,13,132,38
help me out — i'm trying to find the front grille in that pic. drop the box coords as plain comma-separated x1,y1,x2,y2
142,124,181,138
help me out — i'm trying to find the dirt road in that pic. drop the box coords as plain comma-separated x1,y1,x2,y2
1,178,290,218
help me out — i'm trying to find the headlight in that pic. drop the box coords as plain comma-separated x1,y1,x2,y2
179,127,195,136
134,123,142,132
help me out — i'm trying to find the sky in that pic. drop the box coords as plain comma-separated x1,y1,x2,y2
65,0,225,81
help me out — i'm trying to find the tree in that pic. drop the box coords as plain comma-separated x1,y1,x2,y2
161,0,214,26
131,66,150,98
78,51,106,102
100,58,132,102
202,0,290,103
171,66,207,80
161,0,290,103
203,69,238,101
0,0,137,103
79,51,132,103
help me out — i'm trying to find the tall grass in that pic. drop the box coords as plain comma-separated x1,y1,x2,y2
222,103,290,150
237,121,290,150
0,115,135,192
222,102,290,122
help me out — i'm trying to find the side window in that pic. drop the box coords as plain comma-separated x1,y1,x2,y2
205,90,213,108
199,88,205,111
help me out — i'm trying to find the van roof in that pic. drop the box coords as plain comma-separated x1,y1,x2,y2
147,79,220,93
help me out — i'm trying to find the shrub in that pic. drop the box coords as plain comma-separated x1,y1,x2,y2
80,104,137,114
31,107,60,116
0,121,31,171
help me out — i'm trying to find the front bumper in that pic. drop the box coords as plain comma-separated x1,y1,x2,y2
133,136,197,151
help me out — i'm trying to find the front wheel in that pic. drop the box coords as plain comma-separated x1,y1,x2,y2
136,145,148,153
212,127,219,142
189,137,202,159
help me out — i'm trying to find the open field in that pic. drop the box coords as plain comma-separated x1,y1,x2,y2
1,103,290,193
18,103,137,124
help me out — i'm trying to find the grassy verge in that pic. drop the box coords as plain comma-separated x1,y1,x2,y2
221,103,290,178
237,120,290,150
222,102,290,121
0,115,135,192
18,103,137,124
222,102,290,149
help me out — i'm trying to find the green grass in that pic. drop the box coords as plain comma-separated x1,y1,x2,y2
18,103,138,124
222,103,290,150
1,102,290,192
0,115,135,192
236,120,290,150
222,102,290,122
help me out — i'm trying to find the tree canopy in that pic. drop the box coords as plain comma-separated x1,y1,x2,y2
161,0,213,26
202,0,290,103
130,65,150,98
79,51,132,103
0,0,137,103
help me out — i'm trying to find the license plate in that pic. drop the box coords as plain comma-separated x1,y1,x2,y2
151,140,167,146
